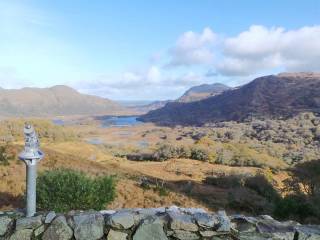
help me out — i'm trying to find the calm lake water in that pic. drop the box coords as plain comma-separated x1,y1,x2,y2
100,116,142,127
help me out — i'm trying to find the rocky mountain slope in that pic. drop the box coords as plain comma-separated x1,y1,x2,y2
0,85,125,117
178,83,231,102
140,72,320,125
133,83,230,114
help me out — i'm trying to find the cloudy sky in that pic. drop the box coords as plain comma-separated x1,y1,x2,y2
0,0,319,100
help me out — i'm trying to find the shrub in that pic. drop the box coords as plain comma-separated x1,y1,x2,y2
204,174,246,188
273,194,316,222
288,159,320,196
153,144,178,161
37,168,116,212
190,146,215,162
244,174,280,202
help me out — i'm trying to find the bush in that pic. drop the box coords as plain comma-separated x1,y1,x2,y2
153,144,178,161
244,175,280,202
204,174,246,188
190,146,215,162
273,194,316,222
37,168,116,212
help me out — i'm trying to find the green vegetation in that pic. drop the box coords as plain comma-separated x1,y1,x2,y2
274,159,320,223
37,168,116,212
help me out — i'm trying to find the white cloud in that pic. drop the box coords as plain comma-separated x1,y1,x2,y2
74,66,206,100
0,66,29,89
167,27,216,66
216,25,320,76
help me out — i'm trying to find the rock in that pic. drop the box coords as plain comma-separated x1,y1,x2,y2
166,205,180,213
237,232,273,240
216,211,231,232
133,222,168,240
107,229,128,240
100,210,116,215
34,225,45,237
169,212,198,232
137,208,165,216
42,216,73,240
179,208,206,215
194,212,218,228
9,229,33,240
231,216,256,232
16,215,43,230
73,212,104,240
200,230,216,237
295,225,320,240
0,215,12,236
173,230,200,240
256,219,295,240
107,212,135,229
45,211,56,224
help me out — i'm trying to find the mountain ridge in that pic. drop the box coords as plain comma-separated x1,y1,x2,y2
178,82,231,102
0,85,125,117
139,72,320,125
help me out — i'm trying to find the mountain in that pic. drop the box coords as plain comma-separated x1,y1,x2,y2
178,83,231,102
139,72,320,126
130,100,173,114
0,85,125,117
130,83,230,114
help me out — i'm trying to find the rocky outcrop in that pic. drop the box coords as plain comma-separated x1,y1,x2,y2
0,207,320,239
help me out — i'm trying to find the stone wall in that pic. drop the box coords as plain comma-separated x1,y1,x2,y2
0,206,320,240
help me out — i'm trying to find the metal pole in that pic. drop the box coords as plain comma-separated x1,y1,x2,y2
26,162,37,217
19,124,44,217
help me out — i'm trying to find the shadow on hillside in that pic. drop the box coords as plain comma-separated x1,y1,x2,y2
140,174,277,215
0,192,24,209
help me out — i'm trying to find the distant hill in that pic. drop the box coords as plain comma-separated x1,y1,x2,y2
132,83,230,114
0,85,125,117
139,72,320,125
178,83,231,102
130,100,173,114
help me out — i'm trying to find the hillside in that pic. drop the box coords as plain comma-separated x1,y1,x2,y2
140,72,320,125
132,83,230,114
0,85,125,117
178,83,231,102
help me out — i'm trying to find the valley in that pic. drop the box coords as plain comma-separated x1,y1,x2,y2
0,72,320,224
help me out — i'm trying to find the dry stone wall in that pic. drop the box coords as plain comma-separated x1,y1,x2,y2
1,206,320,240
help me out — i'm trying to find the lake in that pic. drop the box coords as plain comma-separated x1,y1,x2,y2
99,116,143,127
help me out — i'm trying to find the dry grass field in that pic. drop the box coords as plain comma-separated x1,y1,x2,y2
0,117,294,216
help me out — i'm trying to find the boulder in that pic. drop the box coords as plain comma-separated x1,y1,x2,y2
107,229,128,240
9,229,33,240
295,225,320,240
133,222,168,240
169,212,198,232
0,215,12,236
34,225,45,237
216,211,231,232
107,211,135,229
173,230,200,240
256,219,295,240
72,212,104,240
42,216,73,240
45,211,56,224
16,215,42,230
194,212,218,228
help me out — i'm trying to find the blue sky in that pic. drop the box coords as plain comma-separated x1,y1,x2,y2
0,0,319,100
